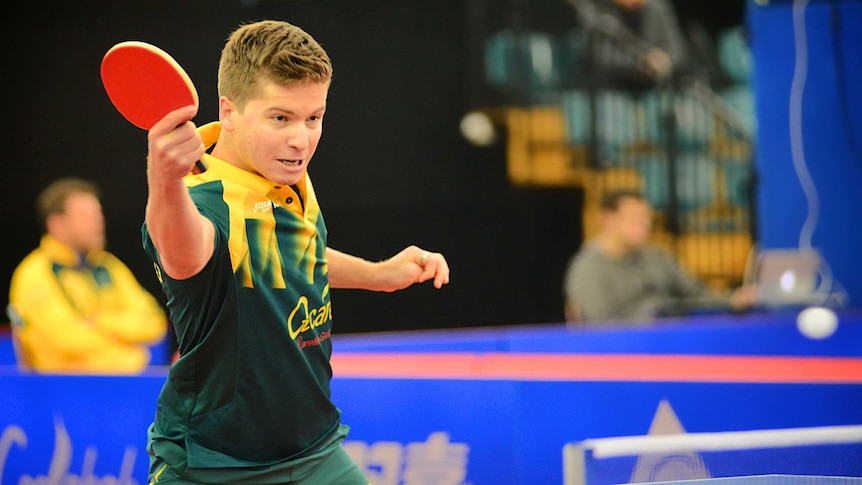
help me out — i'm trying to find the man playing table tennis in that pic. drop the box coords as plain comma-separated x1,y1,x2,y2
142,20,449,484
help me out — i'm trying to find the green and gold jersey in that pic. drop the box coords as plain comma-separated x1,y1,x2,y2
142,122,339,470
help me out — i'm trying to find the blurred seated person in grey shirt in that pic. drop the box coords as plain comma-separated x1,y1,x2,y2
563,190,755,324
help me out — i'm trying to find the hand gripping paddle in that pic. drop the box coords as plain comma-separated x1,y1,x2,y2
100,41,206,173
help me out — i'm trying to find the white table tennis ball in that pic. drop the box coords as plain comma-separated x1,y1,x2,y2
796,306,838,339
459,111,496,147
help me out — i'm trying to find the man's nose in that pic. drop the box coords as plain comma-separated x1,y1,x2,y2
287,123,309,150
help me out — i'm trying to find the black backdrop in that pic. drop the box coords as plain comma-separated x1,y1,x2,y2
0,0,741,335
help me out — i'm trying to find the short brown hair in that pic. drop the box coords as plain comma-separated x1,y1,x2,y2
217,20,333,110
600,189,646,212
36,178,101,229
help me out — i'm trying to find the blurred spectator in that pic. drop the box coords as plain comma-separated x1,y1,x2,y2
563,189,755,324
8,177,167,373
567,0,690,92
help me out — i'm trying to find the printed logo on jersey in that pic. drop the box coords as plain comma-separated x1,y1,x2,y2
252,200,272,214
287,285,332,348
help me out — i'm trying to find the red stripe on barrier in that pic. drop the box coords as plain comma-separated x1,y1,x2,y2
330,353,862,383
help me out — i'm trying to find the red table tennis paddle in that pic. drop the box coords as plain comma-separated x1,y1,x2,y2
101,41,206,173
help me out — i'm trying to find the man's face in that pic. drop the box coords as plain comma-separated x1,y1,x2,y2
608,197,653,249
223,79,329,187
52,192,106,253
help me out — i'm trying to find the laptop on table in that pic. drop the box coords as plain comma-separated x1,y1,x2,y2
752,248,826,308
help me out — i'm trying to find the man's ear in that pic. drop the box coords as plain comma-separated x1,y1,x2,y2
600,210,615,226
218,96,236,131
45,213,64,238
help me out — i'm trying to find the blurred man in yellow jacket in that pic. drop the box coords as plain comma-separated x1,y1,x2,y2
8,177,167,373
